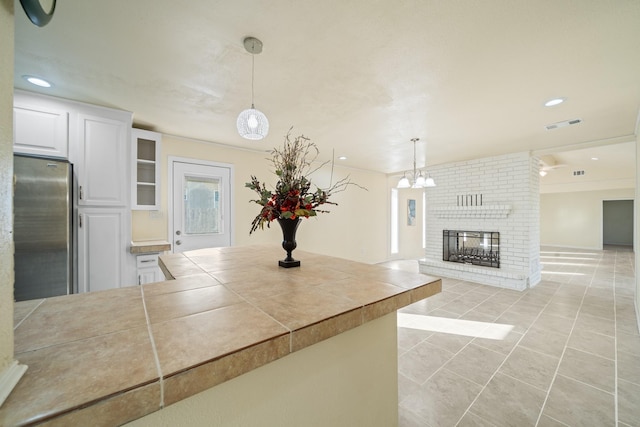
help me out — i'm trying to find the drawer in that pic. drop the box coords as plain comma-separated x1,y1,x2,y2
136,254,158,268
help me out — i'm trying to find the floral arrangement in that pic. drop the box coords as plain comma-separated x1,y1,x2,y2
246,130,363,234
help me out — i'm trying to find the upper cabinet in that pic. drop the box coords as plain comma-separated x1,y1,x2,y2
131,128,161,210
13,91,69,158
76,110,130,207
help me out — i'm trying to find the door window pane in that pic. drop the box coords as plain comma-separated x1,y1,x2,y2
184,176,221,234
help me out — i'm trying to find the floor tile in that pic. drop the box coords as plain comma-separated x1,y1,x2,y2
542,374,615,426
472,329,523,355
425,331,473,354
518,327,568,358
398,406,428,427
617,348,640,386
489,290,524,306
579,301,615,321
536,414,569,426
573,312,615,337
457,411,497,426
439,297,483,316
400,368,483,427
618,378,640,426
494,309,538,334
617,329,640,355
500,346,559,391
457,309,499,323
469,372,546,426
529,313,575,336
566,328,615,360
398,341,454,385
398,372,421,404
557,347,614,392
443,344,506,386
397,326,432,351
472,299,512,317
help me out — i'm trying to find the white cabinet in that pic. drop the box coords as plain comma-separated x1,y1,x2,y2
76,111,129,207
77,208,128,293
136,254,165,285
13,91,69,158
131,129,161,210
13,90,135,293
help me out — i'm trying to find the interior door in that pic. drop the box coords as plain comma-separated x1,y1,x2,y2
171,160,232,253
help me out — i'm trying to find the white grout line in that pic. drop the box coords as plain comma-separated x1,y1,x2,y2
13,298,45,330
139,285,165,408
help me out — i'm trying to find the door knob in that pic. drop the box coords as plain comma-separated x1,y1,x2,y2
176,240,182,245
176,230,181,235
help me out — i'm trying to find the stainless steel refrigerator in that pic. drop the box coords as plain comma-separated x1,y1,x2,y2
13,155,74,301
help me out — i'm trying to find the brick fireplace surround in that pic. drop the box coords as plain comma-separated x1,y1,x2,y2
419,152,541,290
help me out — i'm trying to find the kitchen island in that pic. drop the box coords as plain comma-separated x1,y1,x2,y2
3,245,440,426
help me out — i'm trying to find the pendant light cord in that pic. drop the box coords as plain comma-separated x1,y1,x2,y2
251,51,255,108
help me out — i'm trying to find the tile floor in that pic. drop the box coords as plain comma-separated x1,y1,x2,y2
387,246,640,427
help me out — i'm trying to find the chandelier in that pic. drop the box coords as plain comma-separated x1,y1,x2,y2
397,138,436,188
237,37,269,140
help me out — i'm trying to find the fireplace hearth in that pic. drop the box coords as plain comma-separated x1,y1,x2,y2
443,230,500,268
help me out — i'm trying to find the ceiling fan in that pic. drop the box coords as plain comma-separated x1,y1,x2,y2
538,155,567,176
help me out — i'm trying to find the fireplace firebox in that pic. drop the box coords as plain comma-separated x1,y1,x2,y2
443,230,500,268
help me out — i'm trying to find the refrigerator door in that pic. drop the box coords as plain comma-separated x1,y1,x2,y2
14,155,73,301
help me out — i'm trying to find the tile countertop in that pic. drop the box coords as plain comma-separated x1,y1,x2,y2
3,245,441,426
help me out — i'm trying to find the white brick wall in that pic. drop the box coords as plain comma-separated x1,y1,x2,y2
419,152,541,290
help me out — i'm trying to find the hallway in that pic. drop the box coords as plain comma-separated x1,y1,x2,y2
392,246,639,426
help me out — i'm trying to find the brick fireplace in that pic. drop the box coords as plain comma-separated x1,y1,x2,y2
419,152,541,290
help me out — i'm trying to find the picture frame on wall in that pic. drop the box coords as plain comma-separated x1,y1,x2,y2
408,199,416,226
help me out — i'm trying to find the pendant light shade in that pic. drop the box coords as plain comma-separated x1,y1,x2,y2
397,174,411,189
237,37,269,140
237,105,269,140
397,138,436,188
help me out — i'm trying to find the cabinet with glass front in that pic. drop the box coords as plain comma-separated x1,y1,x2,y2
131,128,161,210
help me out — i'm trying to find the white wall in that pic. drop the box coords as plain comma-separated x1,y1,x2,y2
540,188,634,249
132,134,389,264
393,187,426,260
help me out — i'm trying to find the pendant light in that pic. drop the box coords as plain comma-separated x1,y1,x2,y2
237,37,269,140
397,138,436,188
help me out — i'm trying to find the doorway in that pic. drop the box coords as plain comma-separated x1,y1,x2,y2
603,199,633,246
169,157,233,253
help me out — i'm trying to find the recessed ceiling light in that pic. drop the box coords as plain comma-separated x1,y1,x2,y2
591,157,599,160
338,156,347,160
23,75,52,88
544,97,565,107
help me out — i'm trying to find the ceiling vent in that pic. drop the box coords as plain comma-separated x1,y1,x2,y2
545,118,582,131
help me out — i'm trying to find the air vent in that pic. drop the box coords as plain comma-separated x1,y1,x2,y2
545,118,582,131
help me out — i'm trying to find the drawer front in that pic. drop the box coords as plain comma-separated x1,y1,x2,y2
136,254,158,268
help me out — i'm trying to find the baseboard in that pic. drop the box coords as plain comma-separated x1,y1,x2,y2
0,360,28,407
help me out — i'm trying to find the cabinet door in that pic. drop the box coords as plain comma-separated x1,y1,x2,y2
77,113,129,207
138,268,159,285
77,209,126,293
13,98,69,158
131,129,161,210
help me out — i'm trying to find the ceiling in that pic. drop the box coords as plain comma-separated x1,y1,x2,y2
12,0,640,183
